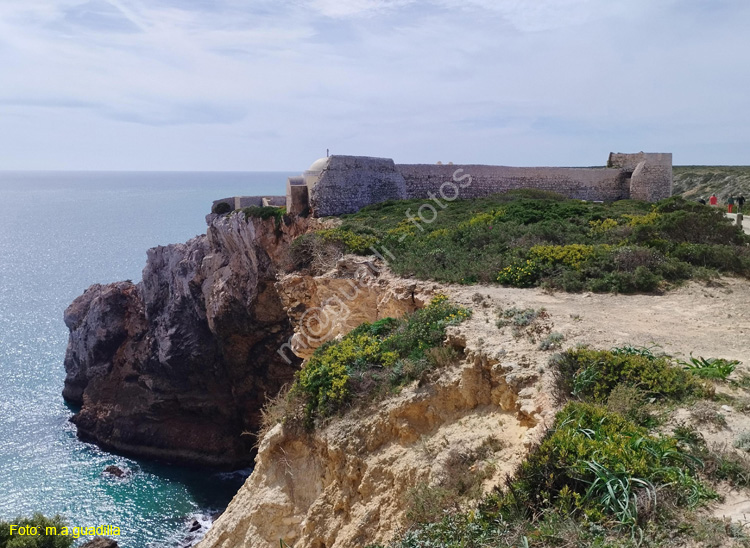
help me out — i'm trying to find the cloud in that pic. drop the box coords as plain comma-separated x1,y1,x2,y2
0,0,748,169
60,0,142,33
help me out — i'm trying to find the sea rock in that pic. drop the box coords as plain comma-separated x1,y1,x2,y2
103,465,127,478
80,538,118,548
63,214,306,468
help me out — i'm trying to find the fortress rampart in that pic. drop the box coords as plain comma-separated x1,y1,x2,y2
211,152,672,218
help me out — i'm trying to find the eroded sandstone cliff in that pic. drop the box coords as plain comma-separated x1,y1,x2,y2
197,286,557,548
63,213,306,468
275,256,433,359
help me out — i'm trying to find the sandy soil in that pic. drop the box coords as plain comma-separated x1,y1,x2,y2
441,276,750,369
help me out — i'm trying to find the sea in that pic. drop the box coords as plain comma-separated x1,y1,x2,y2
0,171,293,548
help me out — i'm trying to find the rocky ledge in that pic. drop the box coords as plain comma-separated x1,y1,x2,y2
62,213,305,468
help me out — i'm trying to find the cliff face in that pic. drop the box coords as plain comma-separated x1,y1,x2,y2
63,214,305,468
197,285,557,548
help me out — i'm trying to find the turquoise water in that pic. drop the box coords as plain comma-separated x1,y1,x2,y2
0,172,292,547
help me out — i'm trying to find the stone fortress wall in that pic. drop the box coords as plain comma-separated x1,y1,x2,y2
212,195,286,212
211,152,672,218
398,164,628,203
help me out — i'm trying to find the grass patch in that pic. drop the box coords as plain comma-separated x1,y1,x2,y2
297,192,750,292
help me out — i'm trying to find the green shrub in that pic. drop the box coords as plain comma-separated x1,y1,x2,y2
736,431,750,452
290,296,471,425
319,228,378,254
481,402,711,529
553,347,704,403
211,201,232,214
538,332,565,351
0,514,73,548
606,383,653,425
673,243,750,274
294,332,394,420
495,307,551,341
241,205,286,227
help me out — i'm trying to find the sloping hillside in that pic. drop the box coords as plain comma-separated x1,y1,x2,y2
674,166,750,201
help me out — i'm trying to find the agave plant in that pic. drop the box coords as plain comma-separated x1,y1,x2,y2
678,354,739,380
583,460,656,530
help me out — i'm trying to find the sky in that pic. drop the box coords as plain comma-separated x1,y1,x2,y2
0,0,748,170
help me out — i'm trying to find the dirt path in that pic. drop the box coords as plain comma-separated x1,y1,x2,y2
443,277,750,367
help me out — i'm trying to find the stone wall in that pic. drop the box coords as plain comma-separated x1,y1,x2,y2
286,176,308,216
398,164,628,202
307,156,407,217
212,195,286,212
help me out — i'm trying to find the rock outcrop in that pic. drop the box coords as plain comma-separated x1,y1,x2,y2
80,538,119,548
275,256,433,359
63,213,305,468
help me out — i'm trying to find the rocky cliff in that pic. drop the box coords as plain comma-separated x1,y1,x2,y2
62,213,306,468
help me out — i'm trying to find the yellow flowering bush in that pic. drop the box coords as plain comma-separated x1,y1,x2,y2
588,218,618,233
293,295,471,424
319,228,378,253
386,220,419,240
622,210,660,227
456,209,505,230
496,259,542,287
427,228,451,239
529,244,596,270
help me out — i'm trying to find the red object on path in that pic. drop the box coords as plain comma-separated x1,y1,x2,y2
729,204,734,213
709,195,718,205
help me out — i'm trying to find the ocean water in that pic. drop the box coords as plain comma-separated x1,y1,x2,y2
0,172,292,547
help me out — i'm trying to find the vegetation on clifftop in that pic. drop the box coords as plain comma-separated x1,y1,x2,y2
273,296,471,428
291,191,750,292
370,346,750,548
